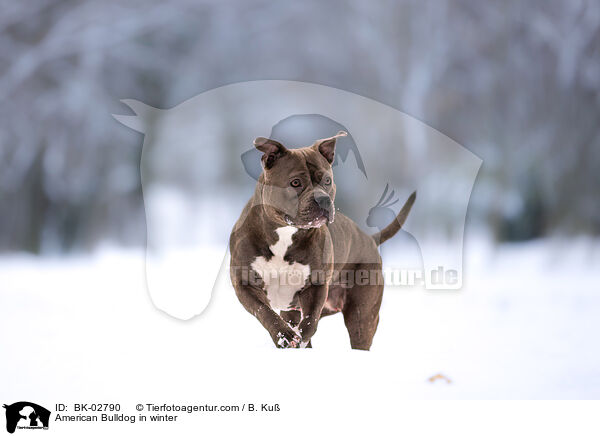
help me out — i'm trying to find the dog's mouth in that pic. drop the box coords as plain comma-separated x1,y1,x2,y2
285,208,334,229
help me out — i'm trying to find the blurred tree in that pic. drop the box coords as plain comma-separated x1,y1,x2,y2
1,0,599,252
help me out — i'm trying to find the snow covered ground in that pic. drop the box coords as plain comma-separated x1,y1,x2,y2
1,236,599,433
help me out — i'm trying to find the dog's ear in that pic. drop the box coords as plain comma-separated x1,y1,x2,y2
313,131,347,164
254,137,287,169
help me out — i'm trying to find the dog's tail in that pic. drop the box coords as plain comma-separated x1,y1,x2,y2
371,191,416,246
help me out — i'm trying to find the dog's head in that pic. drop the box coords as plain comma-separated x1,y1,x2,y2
253,131,347,229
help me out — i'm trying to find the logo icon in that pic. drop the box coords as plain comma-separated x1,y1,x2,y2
3,402,50,434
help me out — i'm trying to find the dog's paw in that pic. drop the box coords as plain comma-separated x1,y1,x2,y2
298,317,318,342
275,330,301,349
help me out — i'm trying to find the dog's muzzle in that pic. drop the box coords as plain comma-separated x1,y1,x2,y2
284,193,334,229
314,192,334,223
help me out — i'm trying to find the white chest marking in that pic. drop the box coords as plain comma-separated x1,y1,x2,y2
251,226,311,311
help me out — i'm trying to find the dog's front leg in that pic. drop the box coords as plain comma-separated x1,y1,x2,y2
232,281,301,348
297,284,328,346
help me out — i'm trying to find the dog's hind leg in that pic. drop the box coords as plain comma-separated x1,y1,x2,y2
342,280,383,350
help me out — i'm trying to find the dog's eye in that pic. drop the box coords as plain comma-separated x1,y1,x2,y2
323,176,332,186
290,179,302,188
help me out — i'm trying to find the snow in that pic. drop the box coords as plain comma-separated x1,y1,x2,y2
1,236,599,433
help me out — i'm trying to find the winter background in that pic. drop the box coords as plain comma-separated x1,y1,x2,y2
1,0,600,422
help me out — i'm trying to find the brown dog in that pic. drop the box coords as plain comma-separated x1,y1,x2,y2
229,131,415,350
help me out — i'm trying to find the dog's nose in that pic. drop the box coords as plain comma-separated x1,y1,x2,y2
314,192,332,211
